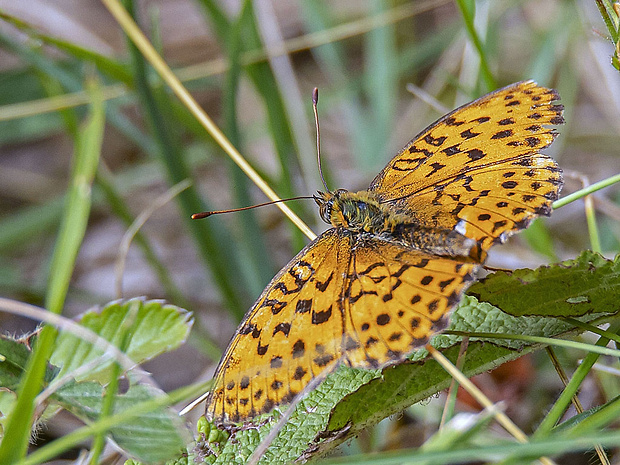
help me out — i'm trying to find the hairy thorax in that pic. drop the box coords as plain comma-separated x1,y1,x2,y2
314,189,474,258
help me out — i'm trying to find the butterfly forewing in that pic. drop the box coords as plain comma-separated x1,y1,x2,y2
369,81,564,259
206,230,347,424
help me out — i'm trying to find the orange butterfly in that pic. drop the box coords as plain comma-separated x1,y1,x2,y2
205,80,563,425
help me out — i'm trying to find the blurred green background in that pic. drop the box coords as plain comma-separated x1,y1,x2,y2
0,0,619,460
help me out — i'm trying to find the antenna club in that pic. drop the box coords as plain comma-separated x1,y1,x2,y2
312,87,319,104
191,212,212,219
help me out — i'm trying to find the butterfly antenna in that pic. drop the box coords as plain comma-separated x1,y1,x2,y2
191,196,313,219
313,88,329,192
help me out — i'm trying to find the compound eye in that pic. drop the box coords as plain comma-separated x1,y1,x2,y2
319,203,331,222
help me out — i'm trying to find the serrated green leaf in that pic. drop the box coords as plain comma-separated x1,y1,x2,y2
0,334,57,391
468,250,620,317
203,341,514,464
51,298,192,383
325,340,521,441
54,380,189,463
0,389,17,434
206,366,378,465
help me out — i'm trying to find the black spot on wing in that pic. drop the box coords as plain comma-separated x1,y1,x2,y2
491,129,513,139
460,129,480,139
424,134,448,146
312,305,333,324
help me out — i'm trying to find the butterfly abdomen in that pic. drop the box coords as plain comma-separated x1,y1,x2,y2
391,223,475,258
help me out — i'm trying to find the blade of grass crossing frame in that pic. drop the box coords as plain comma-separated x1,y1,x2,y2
595,0,620,43
0,12,133,85
123,0,250,318
33,51,189,307
534,321,620,439
224,0,276,295
0,30,155,155
454,0,496,92
14,381,206,465
38,74,80,138
89,301,141,464
196,0,308,252
0,77,105,464
362,0,398,170
553,173,620,209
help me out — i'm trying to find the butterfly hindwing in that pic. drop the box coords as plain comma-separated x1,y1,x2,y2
340,235,478,368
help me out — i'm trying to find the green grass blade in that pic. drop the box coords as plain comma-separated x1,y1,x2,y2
568,392,620,437
38,73,80,137
123,0,250,318
0,77,104,463
317,430,620,464
0,28,155,154
454,0,496,92
15,381,207,465
45,80,105,310
197,0,308,251
223,1,276,295
595,0,620,43
534,321,620,438
0,11,133,85
553,172,620,209
362,0,397,167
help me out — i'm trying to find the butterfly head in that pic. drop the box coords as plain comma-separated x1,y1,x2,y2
314,189,386,231
314,189,341,226
315,188,365,228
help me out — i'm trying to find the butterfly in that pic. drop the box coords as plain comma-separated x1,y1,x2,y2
205,80,564,425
